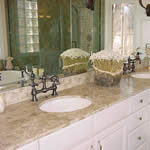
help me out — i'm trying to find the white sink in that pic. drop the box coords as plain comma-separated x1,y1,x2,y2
131,72,150,79
40,96,92,113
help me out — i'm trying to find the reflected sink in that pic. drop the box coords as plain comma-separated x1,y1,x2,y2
131,72,150,79
40,96,92,113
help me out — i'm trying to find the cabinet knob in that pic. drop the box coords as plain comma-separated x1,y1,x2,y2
139,117,142,120
98,141,102,150
140,99,143,103
138,136,142,140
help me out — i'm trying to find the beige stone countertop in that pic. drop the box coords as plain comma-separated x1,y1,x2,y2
1,74,150,150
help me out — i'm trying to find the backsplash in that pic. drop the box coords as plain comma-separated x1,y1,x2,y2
0,70,94,105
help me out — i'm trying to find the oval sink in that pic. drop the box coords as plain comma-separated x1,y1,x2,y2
40,96,92,113
131,72,150,79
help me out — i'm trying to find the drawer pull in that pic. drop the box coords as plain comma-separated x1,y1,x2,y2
98,141,102,150
140,99,143,103
139,117,142,120
138,136,142,140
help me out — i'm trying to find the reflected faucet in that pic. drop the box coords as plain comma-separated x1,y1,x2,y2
23,65,31,76
72,41,77,48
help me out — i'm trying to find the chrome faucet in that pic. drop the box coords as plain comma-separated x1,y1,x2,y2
135,52,141,64
123,52,141,74
30,71,60,102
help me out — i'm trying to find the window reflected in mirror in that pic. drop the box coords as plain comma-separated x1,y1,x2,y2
17,0,39,53
112,3,135,57
71,0,105,53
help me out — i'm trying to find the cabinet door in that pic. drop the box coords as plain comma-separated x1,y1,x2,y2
136,143,147,150
128,123,148,150
39,116,94,150
16,141,39,150
70,138,95,150
96,128,124,150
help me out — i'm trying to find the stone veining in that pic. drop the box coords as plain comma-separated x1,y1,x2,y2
0,74,150,150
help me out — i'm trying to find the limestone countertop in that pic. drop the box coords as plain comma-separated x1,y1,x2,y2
0,74,150,150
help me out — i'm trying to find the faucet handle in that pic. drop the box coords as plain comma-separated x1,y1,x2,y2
49,75,60,85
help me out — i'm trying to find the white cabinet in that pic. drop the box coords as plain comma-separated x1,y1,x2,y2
147,104,150,150
16,140,39,150
16,89,150,150
127,123,148,150
126,90,149,150
126,106,149,133
71,123,125,150
70,138,95,150
96,127,124,150
94,99,129,134
128,90,149,113
39,116,94,150
137,143,148,150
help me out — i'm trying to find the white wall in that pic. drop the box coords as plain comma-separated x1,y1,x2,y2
104,0,113,50
105,0,150,51
0,0,8,59
135,0,150,48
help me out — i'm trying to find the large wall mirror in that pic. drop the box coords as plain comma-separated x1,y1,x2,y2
71,0,104,52
0,0,105,91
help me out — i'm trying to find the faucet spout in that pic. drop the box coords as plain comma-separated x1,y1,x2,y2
123,52,142,74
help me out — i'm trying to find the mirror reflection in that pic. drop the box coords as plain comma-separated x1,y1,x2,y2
0,0,105,90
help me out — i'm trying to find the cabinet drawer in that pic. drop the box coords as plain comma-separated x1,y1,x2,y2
128,123,148,150
16,141,39,150
126,107,148,133
136,143,148,150
39,115,94,150
129,90,149,113
94,100,129,133
95,127,124,150
70,138,95,150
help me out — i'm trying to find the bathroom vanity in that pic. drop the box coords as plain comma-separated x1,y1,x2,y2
0,74,150,150
16,89,150,150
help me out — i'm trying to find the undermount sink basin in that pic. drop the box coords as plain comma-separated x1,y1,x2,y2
131,72,150,79
40,96,92,113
